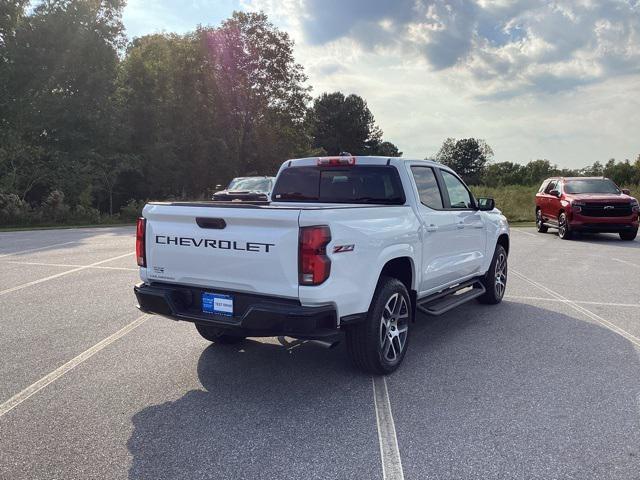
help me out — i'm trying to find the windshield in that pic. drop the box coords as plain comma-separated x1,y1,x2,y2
272,166,405,204
564,179,620,194
227,178,273,192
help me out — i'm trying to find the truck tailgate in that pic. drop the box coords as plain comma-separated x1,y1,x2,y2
143,204,301,299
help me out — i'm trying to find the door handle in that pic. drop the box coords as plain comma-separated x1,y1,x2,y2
456,222,465,229
426,224,438,232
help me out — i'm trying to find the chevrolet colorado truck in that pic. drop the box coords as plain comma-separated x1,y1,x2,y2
134,156,510,373
535,177,639,240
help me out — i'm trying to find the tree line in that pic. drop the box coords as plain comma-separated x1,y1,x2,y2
0,2,638,227
436,138,640,188
0,2,398,225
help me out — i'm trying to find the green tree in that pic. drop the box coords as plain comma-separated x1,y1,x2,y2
482,161,525,187
205,12,311,176
307,92,400,156
604,159,635,186
580,161,604,177
435,138,493,185
521,159,556,185
1,0,126,205
371,141,402,157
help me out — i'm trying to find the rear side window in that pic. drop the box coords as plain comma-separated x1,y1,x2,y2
272,166,405,204
411,166,443,209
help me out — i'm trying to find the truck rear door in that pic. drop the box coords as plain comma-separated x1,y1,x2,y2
142,203,301,299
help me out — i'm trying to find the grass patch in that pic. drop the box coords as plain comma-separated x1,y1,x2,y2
0,222,135,232
471,185,538,222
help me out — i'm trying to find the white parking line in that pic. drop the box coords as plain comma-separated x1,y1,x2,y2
0,315,148,418
505,295,640,309
2,260,137,272
512,270,640,348
510,229,538,238
612,258,640,269
372,376,404,480
0,252,134,296
0,241,76,258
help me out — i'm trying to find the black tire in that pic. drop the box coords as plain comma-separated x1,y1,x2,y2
195,324,246,344
620,229,638,241
346,277,411,374
477,244,508,305
558,212,572,240
535,209,548,233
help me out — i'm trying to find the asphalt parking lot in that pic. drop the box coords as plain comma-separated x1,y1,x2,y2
0,226,639,480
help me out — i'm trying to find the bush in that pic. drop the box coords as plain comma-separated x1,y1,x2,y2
0,193,31,225
120,199,146,221
42,190,70,222
71,205,101,224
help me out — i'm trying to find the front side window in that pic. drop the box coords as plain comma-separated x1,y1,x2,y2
538,179,550,193
411,166,443,209
441,170,474,209
544,180,557,194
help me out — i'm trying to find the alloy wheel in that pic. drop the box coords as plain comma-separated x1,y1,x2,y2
494,252,507,299
379,293,409,363
558,214,567,238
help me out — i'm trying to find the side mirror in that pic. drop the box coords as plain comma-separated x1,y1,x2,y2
622,188,631,195
477,197,495,211
549,189,560,197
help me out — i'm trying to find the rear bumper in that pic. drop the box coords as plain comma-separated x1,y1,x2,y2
134,282,340,340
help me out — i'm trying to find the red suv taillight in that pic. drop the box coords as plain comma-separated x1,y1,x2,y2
136,217,146,267
299,226,331,285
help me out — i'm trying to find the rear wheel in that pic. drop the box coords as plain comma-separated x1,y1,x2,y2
346,277,411,374
195,324,246,344
535,209,548,233
477,244,508,305
558,213,572,240
620,229,638,241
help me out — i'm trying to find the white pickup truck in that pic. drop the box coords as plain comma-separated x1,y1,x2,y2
134,155,510,373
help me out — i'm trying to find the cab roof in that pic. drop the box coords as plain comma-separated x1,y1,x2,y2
283,155,443,169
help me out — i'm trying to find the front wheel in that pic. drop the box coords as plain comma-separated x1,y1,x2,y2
536,209,548,233
620,229,638,241
346,277,411,374
558,213,572,240
477,244,508,305
195,324,246,344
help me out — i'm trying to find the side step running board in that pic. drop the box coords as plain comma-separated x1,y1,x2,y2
417,279,486,316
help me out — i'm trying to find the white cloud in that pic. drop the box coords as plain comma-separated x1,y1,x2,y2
242,0,640,167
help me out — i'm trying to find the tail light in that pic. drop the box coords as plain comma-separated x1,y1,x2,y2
299,226,331,285
136,217,146,267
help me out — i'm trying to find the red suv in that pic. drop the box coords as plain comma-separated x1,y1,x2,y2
535,177,639,241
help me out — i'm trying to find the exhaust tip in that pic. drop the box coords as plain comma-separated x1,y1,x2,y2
309,339,341,349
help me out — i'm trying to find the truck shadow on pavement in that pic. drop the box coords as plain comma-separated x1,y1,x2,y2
127,302,640,480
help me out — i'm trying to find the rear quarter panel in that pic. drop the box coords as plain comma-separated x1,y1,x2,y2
299,206,421,319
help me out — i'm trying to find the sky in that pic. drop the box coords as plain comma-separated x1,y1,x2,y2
122,0,640,169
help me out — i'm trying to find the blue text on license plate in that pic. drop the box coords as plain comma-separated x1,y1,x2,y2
202,292,233,316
